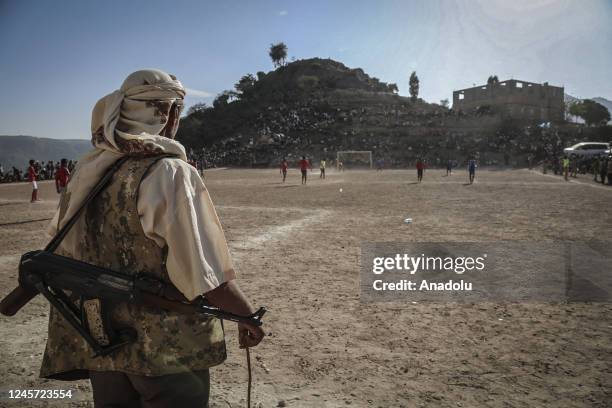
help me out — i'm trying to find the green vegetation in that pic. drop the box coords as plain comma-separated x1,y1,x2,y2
269,42,288,68
409,71,419,101
568,99,611,126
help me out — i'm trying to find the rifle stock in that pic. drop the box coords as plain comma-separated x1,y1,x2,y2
0,285,38,316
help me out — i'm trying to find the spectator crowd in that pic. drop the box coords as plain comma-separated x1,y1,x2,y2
544,154,612,185
0,159,77,183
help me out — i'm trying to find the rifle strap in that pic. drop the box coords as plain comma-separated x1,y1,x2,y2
45,155,131,253
246,347,252,408
45,154,176,253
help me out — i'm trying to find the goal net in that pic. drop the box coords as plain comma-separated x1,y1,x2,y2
336,151,373,169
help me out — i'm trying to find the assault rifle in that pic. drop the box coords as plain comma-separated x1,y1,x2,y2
0,250,266,357
0,155,266,358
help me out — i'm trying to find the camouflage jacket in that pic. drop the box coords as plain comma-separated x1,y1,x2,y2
40,156,226,380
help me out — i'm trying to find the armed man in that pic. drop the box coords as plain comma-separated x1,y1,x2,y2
38,69,264,407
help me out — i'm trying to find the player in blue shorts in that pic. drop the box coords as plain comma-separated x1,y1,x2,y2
468,159,477,184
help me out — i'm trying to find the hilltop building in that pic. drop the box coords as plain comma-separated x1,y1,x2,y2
452,79,564,122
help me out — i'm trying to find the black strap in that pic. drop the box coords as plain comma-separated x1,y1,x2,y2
46,154,179,253
45,156,132,253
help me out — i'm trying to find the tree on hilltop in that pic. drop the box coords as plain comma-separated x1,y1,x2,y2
570,99,611,126
213,90,238,109
235,74,256,98
269,42,288,68
186,102,208,116
409,71,419,101
487,75,499,85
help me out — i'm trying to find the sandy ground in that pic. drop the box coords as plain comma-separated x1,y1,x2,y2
0,168,611,408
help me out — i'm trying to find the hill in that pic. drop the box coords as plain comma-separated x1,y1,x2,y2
178,58,456,166
177,59,612,168
0,135,91,170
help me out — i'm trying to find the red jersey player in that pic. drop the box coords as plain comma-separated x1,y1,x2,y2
299,156,312,185
280,158,289,182
55,158,71,194
28,159,39,202
416,158,425,183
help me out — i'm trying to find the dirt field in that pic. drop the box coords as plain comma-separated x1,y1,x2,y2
0,168,611,408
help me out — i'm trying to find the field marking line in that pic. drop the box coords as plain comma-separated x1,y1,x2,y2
0,218,53,227
0,180,54,188
0,200,28,206
217,205,322,214
528,170,612,192
233,208,332,251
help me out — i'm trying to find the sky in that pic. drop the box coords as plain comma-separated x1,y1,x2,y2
0,0,611,140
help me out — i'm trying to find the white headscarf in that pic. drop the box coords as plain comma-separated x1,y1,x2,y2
49,69,188,235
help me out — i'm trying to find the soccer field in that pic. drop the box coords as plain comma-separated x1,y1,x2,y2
1,168,611,407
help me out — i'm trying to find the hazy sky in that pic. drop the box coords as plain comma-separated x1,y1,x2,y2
1,0,610,139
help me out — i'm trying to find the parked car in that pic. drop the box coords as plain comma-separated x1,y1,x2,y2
563,142,610,158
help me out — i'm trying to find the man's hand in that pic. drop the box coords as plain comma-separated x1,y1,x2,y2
238,323,264,348
204,280,266,348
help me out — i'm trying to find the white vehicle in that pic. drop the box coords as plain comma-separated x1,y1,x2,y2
563,142,610,158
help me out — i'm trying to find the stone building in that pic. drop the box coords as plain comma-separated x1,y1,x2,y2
452,79,564,122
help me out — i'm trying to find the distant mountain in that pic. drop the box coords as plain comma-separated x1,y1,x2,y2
0,135,91,170
564,93,581,104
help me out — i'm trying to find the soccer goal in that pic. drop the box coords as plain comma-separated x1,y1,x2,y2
336,150,373,169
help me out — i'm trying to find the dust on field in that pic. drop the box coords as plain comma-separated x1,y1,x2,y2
0,169,611,407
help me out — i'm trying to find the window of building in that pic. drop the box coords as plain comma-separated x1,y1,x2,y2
516,82,523,88
458,93,465,100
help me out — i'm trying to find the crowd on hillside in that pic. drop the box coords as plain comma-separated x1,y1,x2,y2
0,159,77,183
195,121,597,170
185,94,610,170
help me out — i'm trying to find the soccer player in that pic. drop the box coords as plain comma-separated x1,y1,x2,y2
320,158,326,179
299,156,311,184
55,158,70,194
280,157,289,182
446,159,452,176
27,159,39,202
468,158,477,184
416,158,425,183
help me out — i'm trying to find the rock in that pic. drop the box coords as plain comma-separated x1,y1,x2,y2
278,400,287,407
